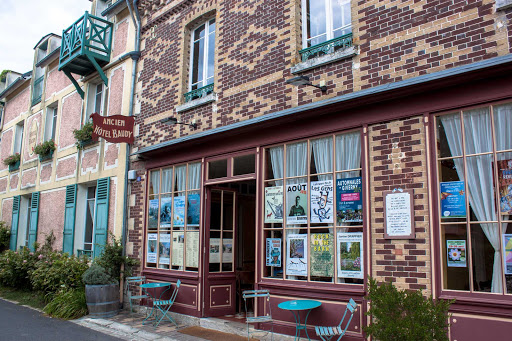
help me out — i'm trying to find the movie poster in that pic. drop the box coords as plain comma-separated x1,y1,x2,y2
223,239,233,263
311,233,334,277
265,186,284,223
336,177,363,224
148,198,159,229
310,180,334,224
147,233,157,263
337,232,363,279
286,183,308,224
187,193,200,226
173,195,186,227
158,234,171,265
440,181,466,218
185,231,199,268
209,238,221,263
160,196,172,228
286,234,308,276
266,238,282,267
446,240,467,268
172,232,184,267
502,234,512,275
498,159,512,214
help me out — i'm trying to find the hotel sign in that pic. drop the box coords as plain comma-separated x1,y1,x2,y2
91,113,134,144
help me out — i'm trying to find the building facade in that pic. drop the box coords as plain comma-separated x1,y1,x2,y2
0,0,137,258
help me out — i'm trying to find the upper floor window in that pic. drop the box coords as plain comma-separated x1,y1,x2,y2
44,106,58,142
303,0,351,48
186,19,216,102
13,122,24,155
86,82,106,119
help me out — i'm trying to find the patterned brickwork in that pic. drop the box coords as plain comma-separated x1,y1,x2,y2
369,117,430,292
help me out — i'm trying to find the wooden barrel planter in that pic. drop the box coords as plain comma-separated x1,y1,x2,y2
85,283,120,318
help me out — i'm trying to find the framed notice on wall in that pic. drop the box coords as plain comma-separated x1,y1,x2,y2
384,189,415,239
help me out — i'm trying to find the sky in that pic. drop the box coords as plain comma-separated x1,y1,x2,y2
0,0,93,73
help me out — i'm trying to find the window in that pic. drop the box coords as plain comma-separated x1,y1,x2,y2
435,102,512,295
44,106,58,141
86,82,106,119
263,131,363,285
13,122,24,154
146,162,202,271
303,0,351,48
24,196,32,248
32,43,47,106
186,19,216,101
95,0,111,19
83,186,96,252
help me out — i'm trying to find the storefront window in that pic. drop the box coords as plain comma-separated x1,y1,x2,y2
146,162,202,272
435,102,512,294
263,131,363,285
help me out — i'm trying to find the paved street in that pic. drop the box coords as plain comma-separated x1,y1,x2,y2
0,299,122,341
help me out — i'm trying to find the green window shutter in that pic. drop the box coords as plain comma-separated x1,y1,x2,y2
9,196,21,251
63,185,77,254
27,192,40,252
93,177,110,258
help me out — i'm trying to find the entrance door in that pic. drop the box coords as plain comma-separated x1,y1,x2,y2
203,188,237,317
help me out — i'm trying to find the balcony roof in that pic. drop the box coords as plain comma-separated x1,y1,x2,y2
102,0,128,18
0,71,32,101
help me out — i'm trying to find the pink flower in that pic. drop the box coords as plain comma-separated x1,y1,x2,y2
29,252,34,256
38,254,43,259
23,260,27,263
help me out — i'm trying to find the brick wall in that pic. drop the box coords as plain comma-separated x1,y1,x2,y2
369,117,430,292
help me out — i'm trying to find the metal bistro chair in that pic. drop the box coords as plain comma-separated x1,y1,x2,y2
314,298,357,341
152,279,181,328
242,289,273,341
125,276,148,315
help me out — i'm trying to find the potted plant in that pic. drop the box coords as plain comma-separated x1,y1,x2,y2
82,264,120,318
73,122,95,149
3,153,20,171
33,140,56,161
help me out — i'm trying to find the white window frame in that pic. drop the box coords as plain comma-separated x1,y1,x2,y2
13,122,24,154
44,106,58,142
301,0,352,48
83,185,97,252
188,19,216,91
86,82,106,120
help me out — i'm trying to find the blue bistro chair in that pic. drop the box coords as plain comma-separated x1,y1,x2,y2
152,279,181,327
314,298,357,341
125,276,148,314
242,289,273,341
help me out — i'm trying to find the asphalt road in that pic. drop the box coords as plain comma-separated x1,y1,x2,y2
0,298,123,341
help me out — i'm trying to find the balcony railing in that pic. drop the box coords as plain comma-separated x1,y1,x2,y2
299,33,353,62
184,83,214,103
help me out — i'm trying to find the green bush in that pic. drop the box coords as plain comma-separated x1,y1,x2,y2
0,221,10,252
0,248,39,289
82,264,115,285
43,287,88,319
364,278,453,341
94,234,138,283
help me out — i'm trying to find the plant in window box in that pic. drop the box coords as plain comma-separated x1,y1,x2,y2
3,153,20,171
73,122,96,150
33,140,56,161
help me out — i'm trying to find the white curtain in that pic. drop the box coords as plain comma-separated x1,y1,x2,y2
286,142,308,178
336,131,361,178
150,171,160,195
311,137,333,180
175,165,186,192
161,168,173,193
441,110,503,293
188,163,201,190
270,146,284,186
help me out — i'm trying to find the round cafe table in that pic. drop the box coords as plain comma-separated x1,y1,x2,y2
140,282,172,325
278,299,322,340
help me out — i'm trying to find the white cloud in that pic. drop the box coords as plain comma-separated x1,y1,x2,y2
0,0,92,73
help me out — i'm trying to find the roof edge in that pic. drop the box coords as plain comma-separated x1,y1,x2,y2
0,72,32,100
102,0,128,17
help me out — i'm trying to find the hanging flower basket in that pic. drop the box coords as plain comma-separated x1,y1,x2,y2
3,153,20,171
33,140,56,162
73,122,96,150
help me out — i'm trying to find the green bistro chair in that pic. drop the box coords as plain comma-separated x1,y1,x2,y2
152,279,181,327
314,298,357,341
242,289,273,341
125,276,148,314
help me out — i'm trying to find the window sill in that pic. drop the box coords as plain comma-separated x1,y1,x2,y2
291,46,357,74
176,92,217,113
496,0,512,11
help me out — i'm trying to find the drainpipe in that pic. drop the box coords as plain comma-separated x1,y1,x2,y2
121,0,141,259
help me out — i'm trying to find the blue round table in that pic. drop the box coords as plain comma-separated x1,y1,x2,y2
140,282,172,325
278,299,322,340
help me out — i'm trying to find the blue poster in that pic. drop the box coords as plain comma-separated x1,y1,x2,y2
187,193,200,226
336,177,363,224
173,196,186,227
440,181,466,218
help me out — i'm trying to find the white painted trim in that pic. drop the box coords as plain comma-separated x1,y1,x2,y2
0,176,7,194
9,171,19,191
59,90,82,152
20,167,37,189
3,86,30,127
112,18,129,54
496,0,512,10
176,92,217,113
40,187,66,195
107,64,126,116
103,142,119,170
55,153,78,181
39,161,53,185
291,46,357,74
80,145,101,176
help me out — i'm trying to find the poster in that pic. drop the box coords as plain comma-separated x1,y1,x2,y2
502,234,512,275
172,232,184,267
185,231,199,268
158,234,171,265
148,199,159,229
286,234,308,276
266,238,282,267
286,183,307,224
336,177,363,223
440,181,466,218
311,233,334,277
385,190,413,237
223,239,233,263
173,195,186,227
147,233,157,263
209,238,221,263
160,196,172,228
337,232,363,279
446,240,467,268
311,180,334,224
187,193,200,226
265,186,284,223
498,160,512,214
